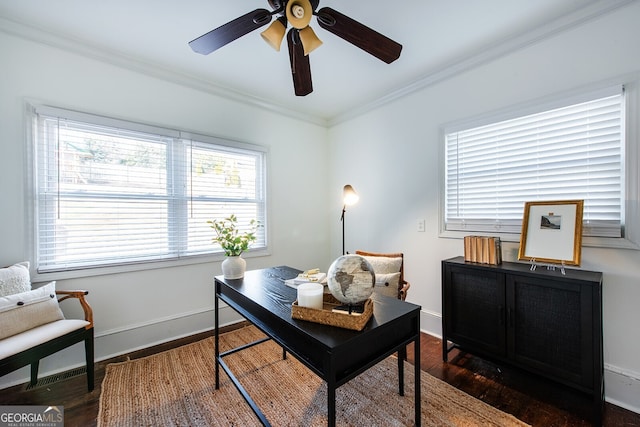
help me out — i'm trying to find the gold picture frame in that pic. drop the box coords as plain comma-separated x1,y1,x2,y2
518,200,584,266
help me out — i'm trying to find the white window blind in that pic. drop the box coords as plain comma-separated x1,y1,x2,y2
444,87,624,238
32,105,267,273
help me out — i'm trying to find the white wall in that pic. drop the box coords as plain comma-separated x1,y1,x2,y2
0,31,332,386
328,2,640,413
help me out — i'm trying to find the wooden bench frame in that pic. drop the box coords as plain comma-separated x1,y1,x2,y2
0,290,94,391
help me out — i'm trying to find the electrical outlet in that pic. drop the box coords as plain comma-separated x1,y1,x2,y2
417,219,425,232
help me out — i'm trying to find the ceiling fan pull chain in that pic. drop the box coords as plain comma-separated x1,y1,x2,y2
292,29,302,46
291,30,300,74
292,52,296,74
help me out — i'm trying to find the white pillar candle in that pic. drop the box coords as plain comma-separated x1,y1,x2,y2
297,282,324,310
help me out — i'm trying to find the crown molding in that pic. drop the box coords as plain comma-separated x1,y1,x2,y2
327,0,636,126
0,16,328,127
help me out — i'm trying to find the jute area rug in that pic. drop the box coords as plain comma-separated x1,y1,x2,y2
98,325,529,427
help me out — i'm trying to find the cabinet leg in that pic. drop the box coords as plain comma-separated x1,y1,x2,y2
593,390,603,426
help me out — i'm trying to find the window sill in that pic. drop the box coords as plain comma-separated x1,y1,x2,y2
31,248,272,282
439,230,640,251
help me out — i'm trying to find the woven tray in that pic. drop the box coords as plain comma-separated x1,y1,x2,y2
291,293,373,331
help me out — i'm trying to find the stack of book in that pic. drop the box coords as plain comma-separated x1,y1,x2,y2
284,269,327,289
463,236,502,265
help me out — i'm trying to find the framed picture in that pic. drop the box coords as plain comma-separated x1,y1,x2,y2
518,200,584,266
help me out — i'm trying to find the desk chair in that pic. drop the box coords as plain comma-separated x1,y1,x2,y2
355,251,410,301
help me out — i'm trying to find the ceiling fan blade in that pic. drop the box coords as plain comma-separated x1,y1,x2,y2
316,7,402,64
189,9,272,55
287,30,313,96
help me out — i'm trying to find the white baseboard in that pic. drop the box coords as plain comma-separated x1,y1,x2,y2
419,309,640,415
420,309,443,339
604,364,640,414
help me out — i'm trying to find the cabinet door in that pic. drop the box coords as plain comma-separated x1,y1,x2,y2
506,274,593,388
444,264,506,357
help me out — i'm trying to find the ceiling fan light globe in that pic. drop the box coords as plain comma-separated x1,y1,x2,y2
299,26,323,56
261,19,287,51
286,0,313,29
292,5,305,19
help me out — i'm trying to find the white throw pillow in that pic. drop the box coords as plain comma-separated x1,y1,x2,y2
375,272,401,286
375,272,401,298
362,256,403,299
0,281,65,340
0,261,31,297
362,256,402,275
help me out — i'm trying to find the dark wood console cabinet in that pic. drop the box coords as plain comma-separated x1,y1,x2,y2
442,256,603,424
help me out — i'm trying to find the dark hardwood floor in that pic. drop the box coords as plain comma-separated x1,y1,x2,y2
1,324,638,427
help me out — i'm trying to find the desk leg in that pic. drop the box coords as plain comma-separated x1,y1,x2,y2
327,381,336,427
398,346,406,396
215,291,220,390
414,332,421,426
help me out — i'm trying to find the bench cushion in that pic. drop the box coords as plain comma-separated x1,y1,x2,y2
0,319,89,359
0,282,64,340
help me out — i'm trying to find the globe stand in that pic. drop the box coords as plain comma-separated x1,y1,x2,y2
333,302,366,315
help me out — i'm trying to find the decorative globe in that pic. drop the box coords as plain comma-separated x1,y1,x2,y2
327,254,375,304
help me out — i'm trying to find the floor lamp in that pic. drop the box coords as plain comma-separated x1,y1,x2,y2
340,184,359,255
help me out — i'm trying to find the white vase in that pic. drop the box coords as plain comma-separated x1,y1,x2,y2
221,255,246,279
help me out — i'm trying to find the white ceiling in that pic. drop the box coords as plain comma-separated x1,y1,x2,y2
0,0,624,123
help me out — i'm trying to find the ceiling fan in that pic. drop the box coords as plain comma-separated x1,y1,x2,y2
189,0,402,96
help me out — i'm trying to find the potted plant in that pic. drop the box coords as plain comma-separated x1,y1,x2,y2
208,214,259,279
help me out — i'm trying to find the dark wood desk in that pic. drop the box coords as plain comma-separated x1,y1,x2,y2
214,266,422,427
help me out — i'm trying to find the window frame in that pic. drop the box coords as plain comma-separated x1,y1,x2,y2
26,103,270,281
439,79,640,250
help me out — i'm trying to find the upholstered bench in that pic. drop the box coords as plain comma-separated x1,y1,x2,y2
0,262,94,391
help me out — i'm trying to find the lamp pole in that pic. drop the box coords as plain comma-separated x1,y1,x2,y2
341,205,347,255
340,185,359,255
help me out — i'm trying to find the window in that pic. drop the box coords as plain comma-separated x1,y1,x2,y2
443,86,625,241
30,105,267,273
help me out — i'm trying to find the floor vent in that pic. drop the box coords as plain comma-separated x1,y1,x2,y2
25,366,87,390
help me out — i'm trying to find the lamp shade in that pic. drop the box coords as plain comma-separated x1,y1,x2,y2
299,26,323,56
286,0,313,29
261,17,287,51
343,185,359,206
